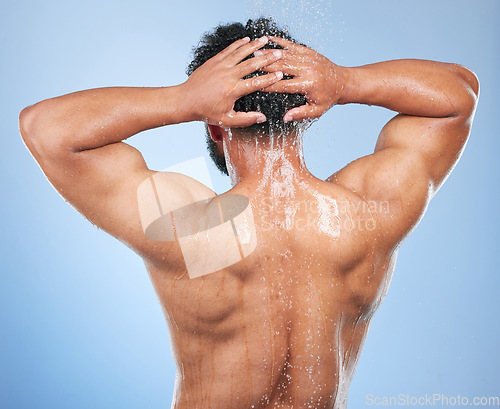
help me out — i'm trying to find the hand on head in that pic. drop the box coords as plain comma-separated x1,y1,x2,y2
182,36,341,128
181,36,284,128
261,37,343,122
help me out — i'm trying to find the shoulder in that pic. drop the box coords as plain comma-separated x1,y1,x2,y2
136,171,217,269
326,152,431,250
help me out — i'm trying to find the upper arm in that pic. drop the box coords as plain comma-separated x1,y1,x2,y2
23,135,152,255
328,110,476,245
22,130,213,264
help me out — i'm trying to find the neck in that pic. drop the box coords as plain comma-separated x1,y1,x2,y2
222,130,309,187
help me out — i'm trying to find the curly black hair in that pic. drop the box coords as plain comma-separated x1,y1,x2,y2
187,18,308,175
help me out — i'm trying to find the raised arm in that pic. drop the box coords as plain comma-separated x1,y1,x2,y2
263,37,479,245
19,36,284,261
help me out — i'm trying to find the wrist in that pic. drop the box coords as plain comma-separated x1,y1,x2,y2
335,66,358,105
173,82,203,124
155,84,196,124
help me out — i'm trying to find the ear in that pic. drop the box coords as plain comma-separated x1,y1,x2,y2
207,124,224,142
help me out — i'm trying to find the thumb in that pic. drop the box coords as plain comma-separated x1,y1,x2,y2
284,104,323,122
222,111,267,128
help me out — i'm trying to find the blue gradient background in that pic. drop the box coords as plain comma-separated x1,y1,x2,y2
1,0,498,407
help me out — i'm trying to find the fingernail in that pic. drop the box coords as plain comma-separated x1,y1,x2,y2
284,114,292,122
273,50,282,58
257,115,267,123
259,36,268,43
242,36,250,42
254,50,263,56
276,71,283,79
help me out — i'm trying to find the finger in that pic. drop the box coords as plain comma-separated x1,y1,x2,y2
236,49,283,77
237,71,284,96
256,48,306,64
283,104,323,122
255,48,304,72
253,48,295,58
223,110,267,128
261,79,310,94
213,37,251,61
268,36,307,52
260,60,302,76
227,36,269,66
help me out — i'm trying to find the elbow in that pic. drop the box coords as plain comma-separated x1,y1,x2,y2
453,64,480,117
459,65,480,98
19,103,49,157
19,102,67,158
19,102,63,160
19,104,47,159
19,102,52,145
19,104,38,143
19,105,42,158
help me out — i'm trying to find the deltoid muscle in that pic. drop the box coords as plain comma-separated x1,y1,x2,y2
137,172,257,278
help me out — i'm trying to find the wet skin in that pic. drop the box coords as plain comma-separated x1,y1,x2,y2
20,36,478,408
144,168,397,408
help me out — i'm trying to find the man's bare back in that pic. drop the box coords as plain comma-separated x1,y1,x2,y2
19,21,478,409
144,171,396,408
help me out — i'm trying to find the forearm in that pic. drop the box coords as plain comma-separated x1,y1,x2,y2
20,85,190,153
337,59,479,118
